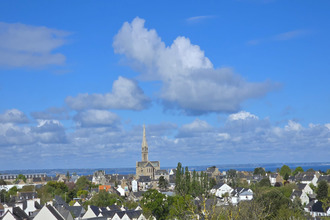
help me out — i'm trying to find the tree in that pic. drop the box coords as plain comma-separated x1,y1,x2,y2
158,176,168,190
292,166,304,176
0,179,7,185
279,165,291,178
90,190,123,207
75,176,91,191
77,190,88,199
254,167,266,176
141,189,169,220
327,169,330,175
16,174,27,183
258,178,271,187
316,180,328,200
21,185,35,192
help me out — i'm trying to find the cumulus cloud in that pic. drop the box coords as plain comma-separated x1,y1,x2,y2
113,17,276,114
74,110,120,128
0,109,29,123
0,22,70,67
66,76,150,111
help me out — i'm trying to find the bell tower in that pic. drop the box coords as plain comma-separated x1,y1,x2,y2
142,124,148,162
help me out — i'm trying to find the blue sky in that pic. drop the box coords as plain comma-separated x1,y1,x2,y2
0,0,330,170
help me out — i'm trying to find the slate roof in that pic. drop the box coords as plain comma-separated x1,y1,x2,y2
212,183,224,189
138,176,151,183
89,205,100,216
47,205,65,220
297,183,307,190
13,206,29,219
67,205,84,218
311,201,325,212
290,190,302,199
137,161,160,168
18,192,38,200
317,175,330,183
126,210,142,219
155,169,168,175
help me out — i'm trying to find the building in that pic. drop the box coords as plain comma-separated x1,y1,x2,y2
136,125,160,179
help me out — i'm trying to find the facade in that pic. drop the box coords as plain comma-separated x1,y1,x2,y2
136,125,160,179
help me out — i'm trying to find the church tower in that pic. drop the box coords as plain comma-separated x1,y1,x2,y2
141,124,148,162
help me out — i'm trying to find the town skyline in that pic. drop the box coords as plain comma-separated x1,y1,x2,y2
1,1,330,170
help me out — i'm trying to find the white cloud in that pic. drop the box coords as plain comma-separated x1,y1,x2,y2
228,111,259,121
113,17,276,114
0,22,69,67
284,120,302,131
0,109,29,123
74,110,120,127
66,76,150,111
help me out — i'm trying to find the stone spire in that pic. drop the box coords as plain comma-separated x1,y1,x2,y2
142,124,148,162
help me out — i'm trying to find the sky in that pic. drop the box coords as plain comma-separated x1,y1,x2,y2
0,0,330,170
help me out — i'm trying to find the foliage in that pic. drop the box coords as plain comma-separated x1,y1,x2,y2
89,190,123,207
0,179,7,185
75,176,91,191
279,165,291,178
16,174,27,183
327,169,330,175
168,195,196,219
253,167,266,176
125,200,139,210
175,162,211,197
77,190,88,199
258,178,271,187
292,166,304,176
316,180,328,200
141,189,169,220
21,185,35,192
158,176,168,190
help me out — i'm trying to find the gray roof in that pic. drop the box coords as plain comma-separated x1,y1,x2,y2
317,175,330,183
138,176,151,183
155,170,168,175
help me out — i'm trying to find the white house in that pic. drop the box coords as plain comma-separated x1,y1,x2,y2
230,188,253,205
210,183,233,198
33,204,65,220
0,210,16,220
82,205,102,219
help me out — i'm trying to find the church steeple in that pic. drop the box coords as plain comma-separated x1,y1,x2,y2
142,124,148,162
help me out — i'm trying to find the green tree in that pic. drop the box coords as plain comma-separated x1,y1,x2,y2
75,176,91,191
279,165,291,178
184,167,191,195
258,178,271,187
253,167,266,176
292,166,304,176
141,189,169,220
175,162,184,196
327,169,330,175
168,195,196,219
16,174,26,183
0,179,7,185
316,180,328,200
158,176,168,190
21,185,35,192
77,190,88,199
90,190,123,207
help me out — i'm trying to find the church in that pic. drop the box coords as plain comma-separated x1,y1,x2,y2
136,125,160,179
